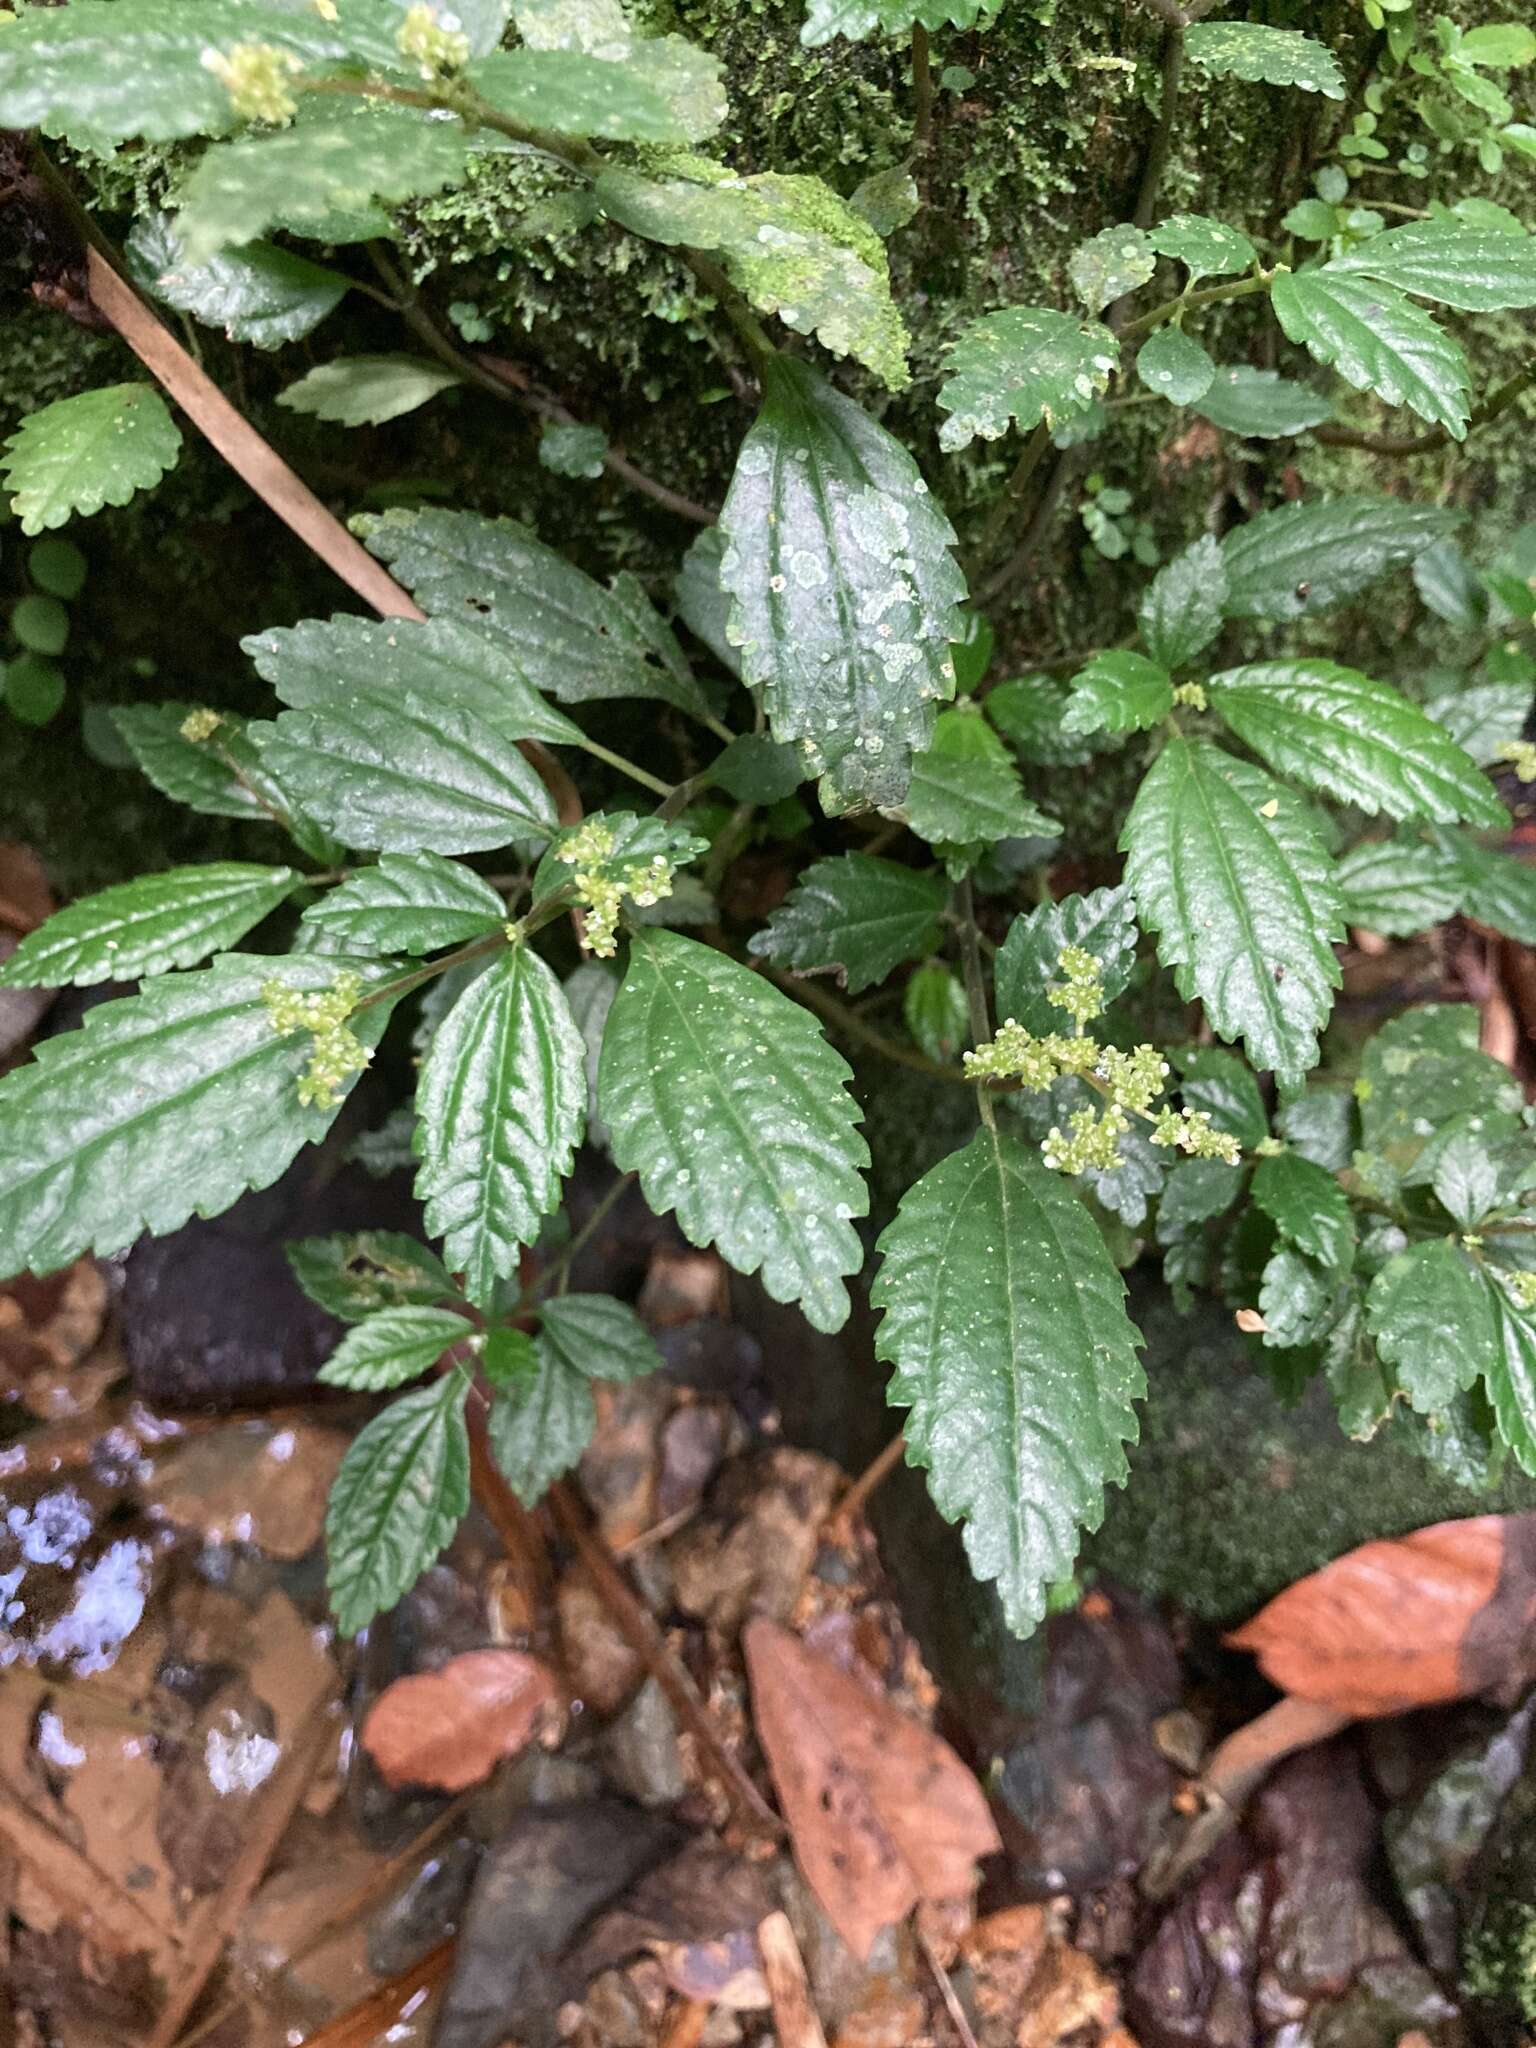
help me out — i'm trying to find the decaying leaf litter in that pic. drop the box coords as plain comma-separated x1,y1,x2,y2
4,1062,1536,2048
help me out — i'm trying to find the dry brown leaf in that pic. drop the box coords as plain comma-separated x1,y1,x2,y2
1226,1513,1536,1716
743,1617,1000,1963
360,1648,561,1791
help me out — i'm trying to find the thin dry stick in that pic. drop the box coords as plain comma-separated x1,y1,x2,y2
756,1911,829,2048
660,1998,713,2048
294,1936,455,2048
85,250,424,624
545,1479,784,1840
829,1428,907,1535
917,1922,982,2048
148,1704,337,2048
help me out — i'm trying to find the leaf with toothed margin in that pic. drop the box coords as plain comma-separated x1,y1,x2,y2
1148,213,1256,284
1271,269,1470,439
1208,661,1506,826
487,1294,665,1503
1184,21,1345,97
937,306,1120,451
1120,739,1344,1090
414,945,587,1310
749,853,947,994
993,887,1138,1036
302,853,508,957
1218,495,1459,623
326,1375,471,1637
717,356,966,808
873,1126,1145,1637
801,0,997,47
598,930,869,1333
0,864,302,987
0,953,399,1279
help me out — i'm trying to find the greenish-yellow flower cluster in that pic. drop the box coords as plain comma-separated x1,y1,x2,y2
1047,944,1105,1027
263,971,370,1109
965,947,1245,1176
179,707,223,743
1505,1268,1536,1311
1497,738,1536,783
396,2,471,76
201,41,302,124
1172,681,1208,711
556,821,678,959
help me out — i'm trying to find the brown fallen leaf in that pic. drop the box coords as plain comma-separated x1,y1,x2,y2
743,1617,1001,1963
360,1648,562,1791
1226,1513,1536,1716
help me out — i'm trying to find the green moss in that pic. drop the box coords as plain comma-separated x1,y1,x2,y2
1462,1901,1536,2024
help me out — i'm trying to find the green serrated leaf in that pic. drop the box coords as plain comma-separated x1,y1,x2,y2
984,675,1093,767
0,954,397,1278
1184,21,1345,97
1252,1150,1355,1272
900,708,1060,859
1173,1046,1269,1148
539,1293,663,1383
873,1126,1144,1637
1257,1246,1335,1347
1484,1282,1536,1476
318,1305,472,1391
1195,365,1334,439
1367,1238,1493,1409
0,0,394,149
710,736,805,804
1068,225,1156,312
1138,534,1227,670
1121,739,1344,1090
176,100,473,263
903,961,969,1062
994,887,1137,1035
486,1344,595,1502
1156,1156,1243,1243
673,528,739,678
717,357,964,807
566,961,619,1149
302,853,507,955
937,306,1119,451
1335,835,1464,936
415,944,586,1308
596,164,910,389
125,213,347,348
598,929,868,1333
1358,1006,1522,1169
1277,1084,1354,1171
1208,660,1504,826
801,0,994,46
3,384,181,536
287,1231,457,1322
1147,213,1257,283
244,614,585,751
279,356,462,429
1135,325,1216,406
0,864,300,988
253,692,557,855
1271,269,1470,438
326,1375,470,1635
468,34,726,144
1061,651,1173,737
1435,828,1536,943
362,508,714,722
1332,220,1536,310
1219,496,1459,622
749,852,946,994
1431,1123,1502,1227
1425,682,1529,766
111,703,339,865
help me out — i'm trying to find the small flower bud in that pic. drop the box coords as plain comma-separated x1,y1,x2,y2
179,707,222,743
201,41,302,124
396,2,470,77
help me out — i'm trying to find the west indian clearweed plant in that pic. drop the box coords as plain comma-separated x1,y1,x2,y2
3,0,1536,1635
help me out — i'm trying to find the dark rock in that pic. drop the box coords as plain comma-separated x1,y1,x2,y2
121,1156,420,1408
432,1800,683,2048
984,1584,1181,1897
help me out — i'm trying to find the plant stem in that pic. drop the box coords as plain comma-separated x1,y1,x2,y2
577,737,676,799
1315,357,1536,456
1117,267,1276,343
966,421,1052,580
1133,23,1185,230
954,876,996,1131
527,1169,639,1301
764,967,971,1083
